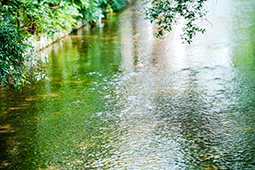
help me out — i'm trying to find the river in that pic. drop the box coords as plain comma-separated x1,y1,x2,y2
1,0,255,169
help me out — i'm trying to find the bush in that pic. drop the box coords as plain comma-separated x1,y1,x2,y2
0,24,47,90
0,24,28,89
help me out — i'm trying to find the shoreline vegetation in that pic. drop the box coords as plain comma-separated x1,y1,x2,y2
0,0,130,89
28,19,87,52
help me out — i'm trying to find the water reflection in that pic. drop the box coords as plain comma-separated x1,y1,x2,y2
94,0,255,169
1,0,255,169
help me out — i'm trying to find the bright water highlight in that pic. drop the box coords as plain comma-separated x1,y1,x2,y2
0,0,255,169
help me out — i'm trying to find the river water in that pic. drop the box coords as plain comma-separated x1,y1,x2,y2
1,0,255,169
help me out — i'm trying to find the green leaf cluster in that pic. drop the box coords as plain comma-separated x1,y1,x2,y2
100,0,128,13
0,24,27,89
144,0,208,43
0,0,129,36
74,0,128,25
0,24,47,90
0,0,80,36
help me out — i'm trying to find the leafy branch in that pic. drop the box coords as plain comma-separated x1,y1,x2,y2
144,0,208,43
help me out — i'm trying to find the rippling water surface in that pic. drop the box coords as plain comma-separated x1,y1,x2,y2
1,0,255,169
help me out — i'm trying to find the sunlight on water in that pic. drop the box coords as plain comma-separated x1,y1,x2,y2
0,0,255,169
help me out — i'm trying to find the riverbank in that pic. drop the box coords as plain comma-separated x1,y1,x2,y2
28,19,89,52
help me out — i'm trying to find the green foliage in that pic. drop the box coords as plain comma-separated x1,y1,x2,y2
74,0,103,24
0,24,47,90
73,0,128,25
100,0,128,13
0,0,129,35
0,24,27,89
0,0,80,36
144,0,208,43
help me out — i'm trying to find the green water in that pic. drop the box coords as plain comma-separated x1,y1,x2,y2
1,0,255,169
